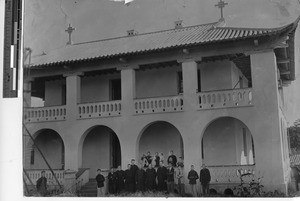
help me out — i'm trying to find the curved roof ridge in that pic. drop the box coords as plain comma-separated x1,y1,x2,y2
217,15,300,31
73,21,219,46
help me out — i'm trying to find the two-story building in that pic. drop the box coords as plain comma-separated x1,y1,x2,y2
23,15,300,195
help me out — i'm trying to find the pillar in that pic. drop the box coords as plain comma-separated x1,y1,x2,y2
64,72,82,121
119,66,138,169
181,60,198,112
250,50,287,193
120,66,137,116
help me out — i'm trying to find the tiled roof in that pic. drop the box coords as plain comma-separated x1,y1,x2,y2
30,18,299,68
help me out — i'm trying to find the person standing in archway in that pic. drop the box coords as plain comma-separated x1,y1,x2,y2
156,161,167,192
135,164,146,192
176,165,185,196
145,163,157,191
108,168,117,195
95,169,105,197
125,164,134,193
167,150,177,167
188,165,199,197
130,159,138,192
200,164,211,196
166,163,175,194
115,166,125,193
36,171,48,196
154,152,160,168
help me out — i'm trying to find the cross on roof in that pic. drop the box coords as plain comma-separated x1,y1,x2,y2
215,0,228,21
65,24,75,45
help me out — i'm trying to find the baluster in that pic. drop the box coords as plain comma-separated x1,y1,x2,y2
91,106,93,113
146,101,149,109
171,99,174,107
175,99,179,107
38,111,41,118
142,102,145,109
203,95,206,104
87,106,89,114
135,102,138,110
159,100,162,108
163,100,166,108
99,105,102,112
83,107,85,114
139,102,142,110
57,109,59,116
155,100,157,108
49,110,52,117
95,105,97,113
151,101,153,109
118,103,121,111
102,105,105,112
115,104,117,111
212,94,216,103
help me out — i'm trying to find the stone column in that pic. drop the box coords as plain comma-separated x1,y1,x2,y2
64,72,83,121
181,60,198,112
119,66,138,169
120,66,137,116
23,78,33,108
250,50,286,193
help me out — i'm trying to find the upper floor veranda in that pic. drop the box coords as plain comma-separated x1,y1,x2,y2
23,18,299,124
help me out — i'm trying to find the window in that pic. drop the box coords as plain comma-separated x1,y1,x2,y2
110,79,121,101
177,71,183,94
197,69,201,92
30,149,34,165
242,128,247,157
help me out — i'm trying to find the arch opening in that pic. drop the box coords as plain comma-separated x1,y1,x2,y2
81,125,121,178
138,121,184,166
29,129,65,170
201,117,255,166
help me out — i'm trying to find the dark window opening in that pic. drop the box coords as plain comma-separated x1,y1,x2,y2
178,71,183,94
110,79,121,101
30,149,34,165
197,69,201,92
201,138,204,159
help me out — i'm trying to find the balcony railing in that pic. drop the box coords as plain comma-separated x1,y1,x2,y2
24,169,65,186
134,95,184,115
78,100,121,119
24,106,67,123
208,165,256,184
197,88,253,110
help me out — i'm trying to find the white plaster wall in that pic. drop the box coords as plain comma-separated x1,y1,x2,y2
138,121,183,165
80,73,121,103
81,126,112,178
136,66,180,98
199,60,233,91
44,80,63,106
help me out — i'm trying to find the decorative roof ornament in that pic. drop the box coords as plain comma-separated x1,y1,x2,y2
65,24,75,45
215,0,228,22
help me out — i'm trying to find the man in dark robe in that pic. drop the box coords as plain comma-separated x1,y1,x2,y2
130,159,138,192
145,151,153,166
108,168,117,194
125,164,135,193
167,150,177,167
156,161,167,192
36,170,47,196
166,163,175,194
95,169,105,197
145,163,157,191
154,152,160,168
135,164,146,192
115,165,125,193
200,164,211,196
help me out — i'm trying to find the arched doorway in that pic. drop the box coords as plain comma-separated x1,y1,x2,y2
29,129,65,170
201,117,255,166
81,126,121,178
138,121,184,165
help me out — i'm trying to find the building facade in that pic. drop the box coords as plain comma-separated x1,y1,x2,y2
23,17,300,195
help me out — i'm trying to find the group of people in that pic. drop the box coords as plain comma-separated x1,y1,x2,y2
95,150,211,197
